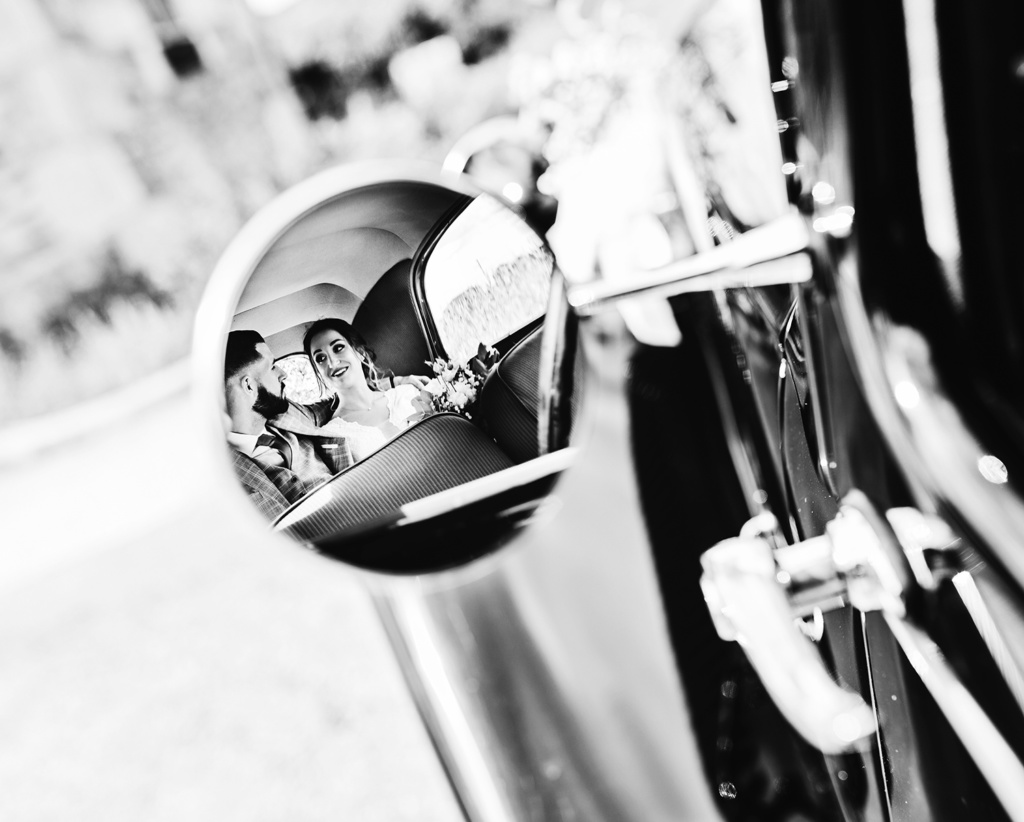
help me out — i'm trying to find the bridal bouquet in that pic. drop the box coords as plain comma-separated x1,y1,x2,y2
423,344,500,419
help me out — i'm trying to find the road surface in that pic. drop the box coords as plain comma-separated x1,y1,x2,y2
0,374,461,821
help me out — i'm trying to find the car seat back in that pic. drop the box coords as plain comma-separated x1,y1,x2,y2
353,258,432,378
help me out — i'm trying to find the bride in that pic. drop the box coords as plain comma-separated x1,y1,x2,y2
301,318,431,461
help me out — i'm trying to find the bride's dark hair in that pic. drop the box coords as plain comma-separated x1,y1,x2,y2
302,318,388,396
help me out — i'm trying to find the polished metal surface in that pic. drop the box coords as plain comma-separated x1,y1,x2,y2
902,0,962,300
704,482,1024,818
197,193,725,819
700,530,876,754
566,212,811,316
699,496,947,756
884,614,1024,822
952,571,1024,717
367,313,724,822
537,268,578,458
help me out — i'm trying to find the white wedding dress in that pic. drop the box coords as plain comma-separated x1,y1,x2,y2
316,384,423,462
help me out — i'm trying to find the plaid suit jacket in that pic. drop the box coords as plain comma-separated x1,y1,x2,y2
230,398,353,522
229,448,296,521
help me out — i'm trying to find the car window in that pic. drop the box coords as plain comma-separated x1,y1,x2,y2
422,194,553,364
277,353,322,404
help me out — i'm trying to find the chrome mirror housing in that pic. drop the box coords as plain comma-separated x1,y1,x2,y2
192,160,724,820
195,161,578,572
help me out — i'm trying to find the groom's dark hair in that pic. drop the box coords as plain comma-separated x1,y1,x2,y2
225,330,267,381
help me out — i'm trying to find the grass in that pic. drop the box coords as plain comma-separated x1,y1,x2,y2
437,247,552,363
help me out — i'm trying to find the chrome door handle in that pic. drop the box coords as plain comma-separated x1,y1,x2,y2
700,491,918,754
702,491,1024,822
700,532,876,754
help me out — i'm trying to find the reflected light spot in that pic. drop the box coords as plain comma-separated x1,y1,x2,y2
782,56,799,79
781,162,799,175
832,711,871,743
812,210,854,237
771,80,792,93
978,455,1009,484
894,380,921,410
811,206,855,237
812,181,837,205
502,182,524,203
542,760,563,780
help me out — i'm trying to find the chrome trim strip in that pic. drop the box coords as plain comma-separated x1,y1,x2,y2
902,0,963,303
952,571,1024,716
884,613,1024,821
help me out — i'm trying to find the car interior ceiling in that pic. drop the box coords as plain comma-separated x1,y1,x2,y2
232,181,469,340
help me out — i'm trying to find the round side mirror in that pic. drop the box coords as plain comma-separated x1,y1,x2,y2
193,162,578,573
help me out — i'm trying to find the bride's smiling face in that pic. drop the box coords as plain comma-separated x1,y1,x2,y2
309,329,368,392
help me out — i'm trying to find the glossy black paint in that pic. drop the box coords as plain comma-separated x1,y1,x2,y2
652,0,1024,818
629,294,843,821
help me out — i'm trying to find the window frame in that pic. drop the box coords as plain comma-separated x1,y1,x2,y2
410,197,473,362
410,194,553,365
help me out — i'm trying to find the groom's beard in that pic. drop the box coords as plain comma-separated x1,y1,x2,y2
253,385,290,420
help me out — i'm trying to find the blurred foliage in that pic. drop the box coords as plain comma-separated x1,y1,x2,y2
0,0,550,423
2,0,701,425
40,250,174,355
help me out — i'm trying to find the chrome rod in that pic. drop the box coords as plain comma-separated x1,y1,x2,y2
951,571,1024,717
568,212,811,316
884,612,1024,821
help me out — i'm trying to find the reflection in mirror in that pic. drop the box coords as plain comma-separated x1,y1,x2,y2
422,194,553,364
217,170,578,573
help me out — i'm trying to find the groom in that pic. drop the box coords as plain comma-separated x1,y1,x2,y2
224,330,352,521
